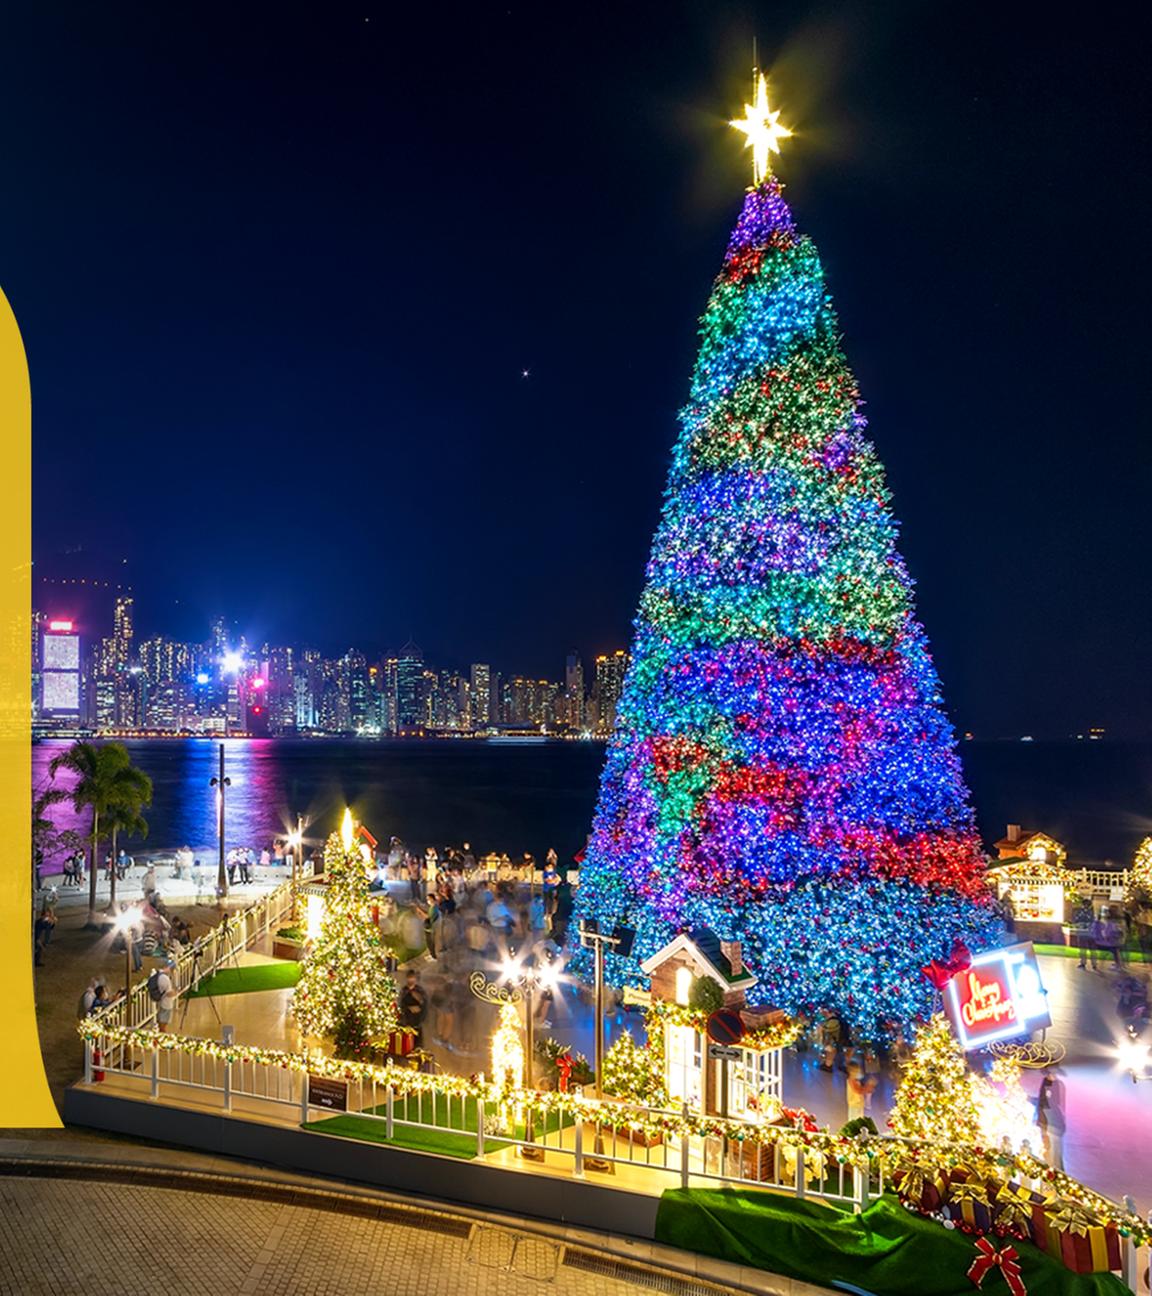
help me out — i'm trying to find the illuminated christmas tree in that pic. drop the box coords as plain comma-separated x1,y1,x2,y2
574,76,1001,1040
1128,836,1152,901
293,812,397,1059
889,1014,982,1143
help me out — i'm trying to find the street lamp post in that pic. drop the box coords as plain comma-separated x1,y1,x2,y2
577,920,634,1097
288,814,305,924
114,907,138,1007
501,954,558,1161
209,744,231,901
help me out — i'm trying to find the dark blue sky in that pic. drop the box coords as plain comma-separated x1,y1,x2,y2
4,2,1149,735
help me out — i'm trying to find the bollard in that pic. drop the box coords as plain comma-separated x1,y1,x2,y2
476,1099,485,1157
300,1073,309,1125
386,1086,395,1139
84,1041,93,1085
150,1048,160,1099
795,1146,806,1200
574,1120,585,1178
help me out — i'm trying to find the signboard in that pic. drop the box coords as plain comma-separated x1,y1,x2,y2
307,1074,348,1112
708,1043,743,1061
706,1009,745,1046
42,627,81,716
622,985,652,1008
943,941,1051,1051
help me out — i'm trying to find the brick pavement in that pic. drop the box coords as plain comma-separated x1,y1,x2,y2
0,1177,718,1296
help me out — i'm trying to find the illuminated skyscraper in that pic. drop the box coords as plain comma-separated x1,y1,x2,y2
396,640,424,731
112,596,134,666
593,650,629,735
469,663,491,729
565,651,584,729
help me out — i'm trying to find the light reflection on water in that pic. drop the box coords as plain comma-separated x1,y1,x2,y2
33,737,608,863
30,737,1152,867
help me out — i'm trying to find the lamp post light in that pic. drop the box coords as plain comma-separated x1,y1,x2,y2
287,814,305,924
114,907,139,1004
501,953,560,1160
208,743,231,900
577,920,635,1097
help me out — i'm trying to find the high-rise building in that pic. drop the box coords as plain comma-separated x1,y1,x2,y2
470,663,491,729
594,650,629,735
112,595,134,670
40,617,83,729
396,640,424,731
380,656,399,734
565,651,584,729
31,610,44,724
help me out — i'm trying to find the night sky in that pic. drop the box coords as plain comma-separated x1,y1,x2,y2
4,2,1149,736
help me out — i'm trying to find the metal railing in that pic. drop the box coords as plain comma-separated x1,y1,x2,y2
86,878,296,1035
78,1021,1146,1288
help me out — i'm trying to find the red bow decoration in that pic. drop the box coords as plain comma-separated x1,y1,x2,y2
968,1238,1026,1296
922,940,972,990
556,1053,575,1093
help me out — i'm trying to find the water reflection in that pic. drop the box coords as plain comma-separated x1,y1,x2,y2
33,738,607,862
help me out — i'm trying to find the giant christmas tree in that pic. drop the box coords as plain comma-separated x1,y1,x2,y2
575,77,1001,1040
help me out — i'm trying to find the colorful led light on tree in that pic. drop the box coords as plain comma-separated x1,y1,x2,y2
573,82,1001,1041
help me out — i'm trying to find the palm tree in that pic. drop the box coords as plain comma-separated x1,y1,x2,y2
105,783,152,908
48,741,153,926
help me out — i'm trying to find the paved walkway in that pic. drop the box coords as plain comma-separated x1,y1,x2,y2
0,1139,829,1296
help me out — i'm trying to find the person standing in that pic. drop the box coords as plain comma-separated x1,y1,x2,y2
1092,909,1123,969
542,853,561,918
149,958,179,1031
33,906,57,966
399,971,428,1048
1071,896,1095,969
1037,1068,1067,1169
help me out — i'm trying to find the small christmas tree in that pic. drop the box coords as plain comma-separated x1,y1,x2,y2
603,1029,667,1105
1128,837,1152,902
293,812,397,1059
889,1014,982,1144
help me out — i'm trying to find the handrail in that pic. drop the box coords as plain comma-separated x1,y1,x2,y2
76,1015,1150,1251
86,879,296,1034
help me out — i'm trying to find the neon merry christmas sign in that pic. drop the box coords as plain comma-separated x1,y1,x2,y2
943,942,1051,1050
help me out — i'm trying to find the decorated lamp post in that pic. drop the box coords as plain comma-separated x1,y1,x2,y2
500,953,560,1159
208,744,230,900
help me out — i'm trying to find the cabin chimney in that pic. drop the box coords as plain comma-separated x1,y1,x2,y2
720,939,743,977
1007,824,1021,843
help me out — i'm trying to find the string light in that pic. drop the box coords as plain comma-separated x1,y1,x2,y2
573,173,1002,1042
76,1017,1151,1246
292,824,398,1056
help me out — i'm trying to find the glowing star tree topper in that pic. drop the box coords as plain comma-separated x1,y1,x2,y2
572,79,1002,1042
730,71,792,183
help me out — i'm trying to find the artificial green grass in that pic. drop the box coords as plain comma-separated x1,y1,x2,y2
185,961,301,998
305,1114,489,1159
305,1094,573,1160
655,1189,1128,1295
1036,942,1150,964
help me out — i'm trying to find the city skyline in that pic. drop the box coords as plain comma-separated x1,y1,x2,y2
32,593,631,738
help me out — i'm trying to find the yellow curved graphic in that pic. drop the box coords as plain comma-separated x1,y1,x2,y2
0,286,62,1125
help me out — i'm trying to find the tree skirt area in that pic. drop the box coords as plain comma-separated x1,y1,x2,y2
185,962,301,997
654,1190,1129,1296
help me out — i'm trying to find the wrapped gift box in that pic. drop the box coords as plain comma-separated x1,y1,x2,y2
1045,1200,1123,1274
386,1030,415,1057
892,1167,946,1214
994,1185,1051,1249
1046,1215,1122,1275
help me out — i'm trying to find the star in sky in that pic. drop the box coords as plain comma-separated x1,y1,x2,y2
730,73,792,184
